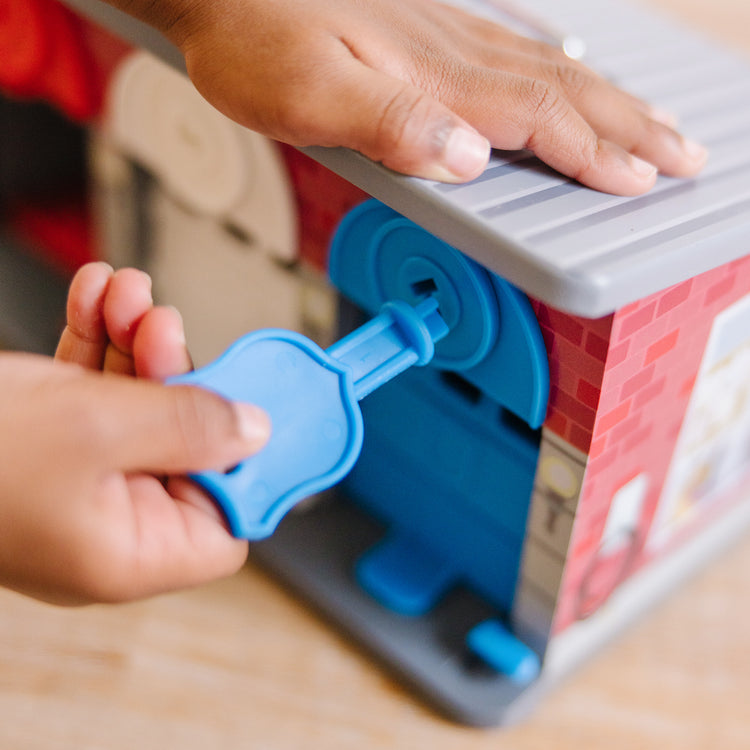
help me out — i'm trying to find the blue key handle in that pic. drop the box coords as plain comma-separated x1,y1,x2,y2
168,298,448,540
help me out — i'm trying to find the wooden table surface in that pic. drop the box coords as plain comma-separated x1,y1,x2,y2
2,2,750,748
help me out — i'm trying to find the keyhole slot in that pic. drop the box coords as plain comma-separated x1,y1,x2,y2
410,277,439,298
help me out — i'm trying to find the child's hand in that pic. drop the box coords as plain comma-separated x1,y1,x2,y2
108,0,706,195
56,262,191,380
0,263,270,605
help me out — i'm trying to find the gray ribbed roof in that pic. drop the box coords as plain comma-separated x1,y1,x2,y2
306,0,750,316
63,0,750,316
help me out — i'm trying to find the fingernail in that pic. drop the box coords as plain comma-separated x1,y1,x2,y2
137,269,154,293
164,305,187,346
682,137,708,164
234,402,271,447
435,126,491,182
630,155,658,179
656,131,708,176
649,106,679,128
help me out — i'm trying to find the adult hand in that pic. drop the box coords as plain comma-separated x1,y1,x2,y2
108,0,706,194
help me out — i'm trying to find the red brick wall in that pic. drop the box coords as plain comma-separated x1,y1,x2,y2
549,256,750,631
531,301,613,454
278,146,367,272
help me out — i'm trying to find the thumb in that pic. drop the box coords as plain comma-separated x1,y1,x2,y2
322,62,490,183
79,375,271,475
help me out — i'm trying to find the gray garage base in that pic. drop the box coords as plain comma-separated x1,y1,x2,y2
251,495,547,727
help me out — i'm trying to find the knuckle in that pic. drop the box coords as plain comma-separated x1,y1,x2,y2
623,113,660,154
168,386,211,465
569,139,603,184
552,62,594,100
534,41,570,64
367,56,464,166
373,86,430,160
525,80,567,130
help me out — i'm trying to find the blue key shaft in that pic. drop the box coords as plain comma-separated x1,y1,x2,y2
327,297,449,400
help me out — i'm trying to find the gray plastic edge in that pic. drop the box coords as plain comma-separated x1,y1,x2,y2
61,0,186,71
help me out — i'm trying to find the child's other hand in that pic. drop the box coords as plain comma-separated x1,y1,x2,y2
0,263,269,605
56,261,191,380
118,0,706,194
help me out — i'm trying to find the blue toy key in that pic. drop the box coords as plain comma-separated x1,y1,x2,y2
169,298,449,540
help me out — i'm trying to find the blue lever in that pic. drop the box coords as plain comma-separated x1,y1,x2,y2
168,297,449,540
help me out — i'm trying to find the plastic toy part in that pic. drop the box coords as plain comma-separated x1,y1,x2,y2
329,199,549,428
168,298,448,539
330,202,498,372
106,52,299,265
466,620,541,684
327,198,550,681
356,529,542,683
356,530,458,616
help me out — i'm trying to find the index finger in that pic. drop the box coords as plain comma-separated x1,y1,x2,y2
55,262,114,369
